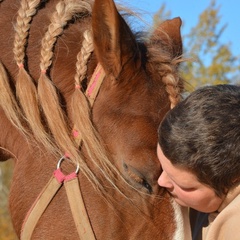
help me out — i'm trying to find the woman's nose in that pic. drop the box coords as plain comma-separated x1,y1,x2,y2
158,171,173,189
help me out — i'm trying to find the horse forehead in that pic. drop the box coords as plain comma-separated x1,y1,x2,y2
97,79,166,111
93,82,168,136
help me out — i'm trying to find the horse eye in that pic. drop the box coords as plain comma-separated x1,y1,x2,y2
123,163,152,193
142,179,152,194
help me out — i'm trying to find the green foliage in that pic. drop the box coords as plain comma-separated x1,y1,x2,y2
153,0,240,92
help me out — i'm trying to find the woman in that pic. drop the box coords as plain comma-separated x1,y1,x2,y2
157,84,240,240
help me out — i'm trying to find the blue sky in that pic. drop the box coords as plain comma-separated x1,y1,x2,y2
120,0,240,58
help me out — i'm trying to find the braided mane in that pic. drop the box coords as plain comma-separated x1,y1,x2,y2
0,0,183,193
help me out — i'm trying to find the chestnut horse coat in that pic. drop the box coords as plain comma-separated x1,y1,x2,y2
0,0,191,239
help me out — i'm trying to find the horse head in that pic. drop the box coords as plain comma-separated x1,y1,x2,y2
0,0,190,239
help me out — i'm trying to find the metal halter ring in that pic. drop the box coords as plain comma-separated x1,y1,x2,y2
57,156,80,174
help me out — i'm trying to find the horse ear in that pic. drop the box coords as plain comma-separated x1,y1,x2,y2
92,0,140,78
150,17,183,58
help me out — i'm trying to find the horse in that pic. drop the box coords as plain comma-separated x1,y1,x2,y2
0,0,190,239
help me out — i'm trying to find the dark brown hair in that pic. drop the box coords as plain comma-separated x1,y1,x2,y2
158,84,240,196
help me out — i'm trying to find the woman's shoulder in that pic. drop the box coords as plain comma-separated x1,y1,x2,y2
202,187,240,239
218,184,240,212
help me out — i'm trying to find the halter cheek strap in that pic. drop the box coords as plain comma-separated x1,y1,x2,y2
21,174,62,240
21,158,95,239
86,63,105,106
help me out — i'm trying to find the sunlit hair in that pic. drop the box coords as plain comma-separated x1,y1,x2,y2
0,62,25,133
13,0,55,152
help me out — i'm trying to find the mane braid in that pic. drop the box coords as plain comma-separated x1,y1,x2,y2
157,58,183,109
74,29,94,85
12,0,60,154
162,70,182,108
36,1,79,160
147,39,185,109
0,62,26,134
71,30,124,188
37,0,127,195
13,0,41,66
37,0,92,155
39,0,92,71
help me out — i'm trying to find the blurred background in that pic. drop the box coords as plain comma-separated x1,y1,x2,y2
126,0,240,90
1,0,239,238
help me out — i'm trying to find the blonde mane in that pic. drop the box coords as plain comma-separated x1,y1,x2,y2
0,0,182,194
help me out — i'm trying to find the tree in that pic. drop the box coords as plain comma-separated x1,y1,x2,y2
153,0,240,92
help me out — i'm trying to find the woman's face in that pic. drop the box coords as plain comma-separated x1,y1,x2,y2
157,144,224,213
